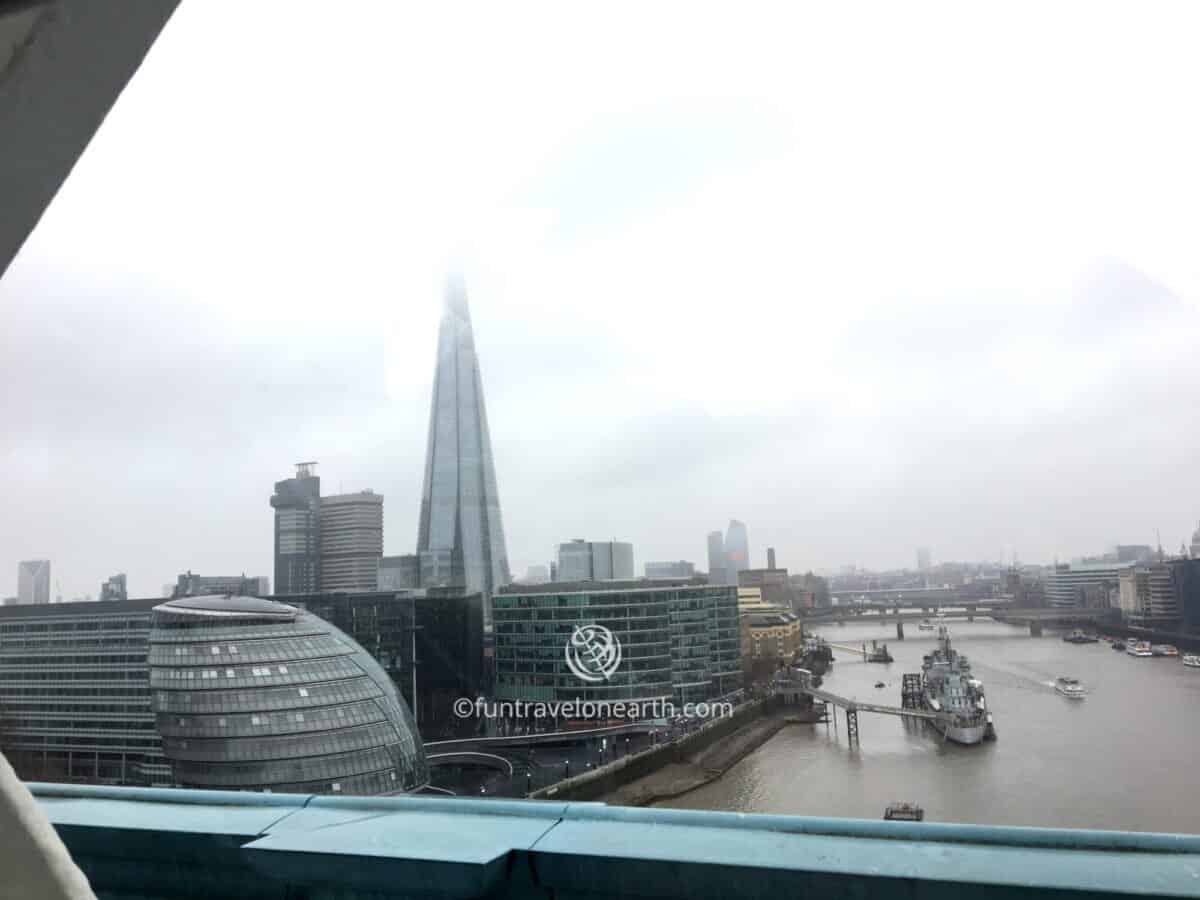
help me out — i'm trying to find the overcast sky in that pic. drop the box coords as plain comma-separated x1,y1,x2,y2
3,2,1200,599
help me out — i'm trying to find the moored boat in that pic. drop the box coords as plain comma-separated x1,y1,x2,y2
1126,641,1153,657
1182,655,1200,668
866,640,893,663
1151,644,1178,657
921,625,991,745
884,802,924,821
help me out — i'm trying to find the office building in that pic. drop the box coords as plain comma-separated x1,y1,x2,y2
173,572,269,598
793,590,817,610
99,573,127,603
378,555,420,591
416,273,511,619
0,597,170,786
295,589,484,738
521,564,550,584
320,491,384,592
556,540,634,582
1118,564,1180,628
1116,557,1200,630
1044,562,1134,609
1116,545,1155,564
766,548,777,570
645,560,696,579
706,531,728,585
557,541,591,582
738,567,793,610
17,560,51,605
737,586,768,612
725,520,750,582
270,462,321,595
493,580,740,707
148,594,428,795
1190,523,1200,561
917,547,931,571
1174,558,1200,633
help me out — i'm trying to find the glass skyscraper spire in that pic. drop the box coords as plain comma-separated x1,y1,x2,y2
417,273,511,618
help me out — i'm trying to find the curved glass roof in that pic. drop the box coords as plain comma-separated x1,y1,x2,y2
153,594,299,620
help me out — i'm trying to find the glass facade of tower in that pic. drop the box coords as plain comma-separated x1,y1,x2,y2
725,520,750,581
17,559,51,605
148,595,428,795
416,274,511,621
492,583,740,705
270,465,321,596
0,597,171,786
706,531,729,585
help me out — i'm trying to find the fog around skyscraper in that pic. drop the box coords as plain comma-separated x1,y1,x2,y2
417,274,511,608
3,4,1200,598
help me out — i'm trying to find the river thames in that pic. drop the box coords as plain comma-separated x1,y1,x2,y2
659,619,1200,833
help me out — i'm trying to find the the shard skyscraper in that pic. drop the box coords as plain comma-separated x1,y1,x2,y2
417,273,511,625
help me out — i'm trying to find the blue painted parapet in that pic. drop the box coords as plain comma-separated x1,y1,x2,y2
31,782,1200,899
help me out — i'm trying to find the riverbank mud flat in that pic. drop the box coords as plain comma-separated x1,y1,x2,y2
602,711,805,807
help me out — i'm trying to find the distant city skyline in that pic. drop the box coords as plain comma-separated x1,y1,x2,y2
13,525,1200,602
4,4,1200,599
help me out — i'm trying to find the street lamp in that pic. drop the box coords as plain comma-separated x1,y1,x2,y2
405,622,425,729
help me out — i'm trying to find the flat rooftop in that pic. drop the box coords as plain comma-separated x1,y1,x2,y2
499,578,716,595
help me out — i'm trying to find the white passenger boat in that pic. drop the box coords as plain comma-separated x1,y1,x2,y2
1054,676,1086,699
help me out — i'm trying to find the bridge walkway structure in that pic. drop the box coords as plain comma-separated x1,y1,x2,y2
777,681,952,747
423,721,655,754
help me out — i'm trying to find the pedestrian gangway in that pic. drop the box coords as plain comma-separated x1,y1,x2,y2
776,679,952,747
823,641,871,656
803,686,946,722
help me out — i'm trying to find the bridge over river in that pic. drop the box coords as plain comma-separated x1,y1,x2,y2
805,605,1118,636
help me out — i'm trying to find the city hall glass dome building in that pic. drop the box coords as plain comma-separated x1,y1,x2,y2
148,595,428,795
